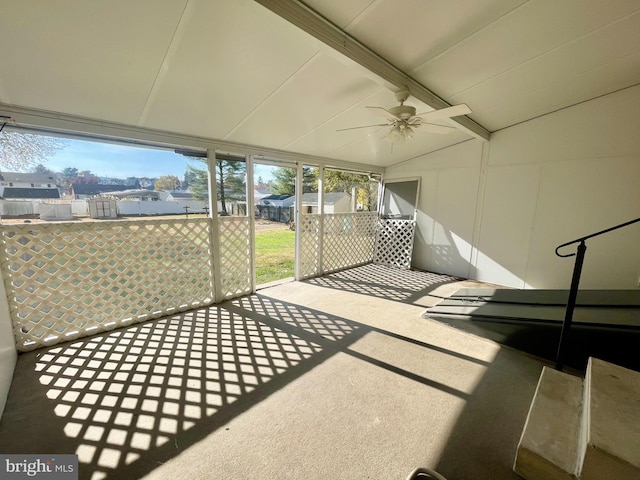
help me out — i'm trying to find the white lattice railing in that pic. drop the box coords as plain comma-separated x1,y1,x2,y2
298,214,321,279
323,212,377,273
0,219,214,351
1,212,413,351
298,212,378,279
219,216,252,299
373,219,416,269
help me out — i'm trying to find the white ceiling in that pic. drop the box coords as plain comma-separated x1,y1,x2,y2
1,0,639,169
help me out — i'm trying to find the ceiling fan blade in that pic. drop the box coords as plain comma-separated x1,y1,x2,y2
336,123,390,132
416,123,457,134
417,104,472,121
366,106,401,120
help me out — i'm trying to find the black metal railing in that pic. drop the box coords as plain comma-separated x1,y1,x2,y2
554,216,640,370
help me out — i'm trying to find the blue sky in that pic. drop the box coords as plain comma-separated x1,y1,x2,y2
46,139,197,179
45,137,276,182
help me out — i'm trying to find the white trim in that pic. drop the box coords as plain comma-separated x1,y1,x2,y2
381,177,421,221
0,103,385,175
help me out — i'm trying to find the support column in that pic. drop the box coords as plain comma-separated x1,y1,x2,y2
207,149,224,303
317,166,325,277
246,155,256,292
294,162,303,281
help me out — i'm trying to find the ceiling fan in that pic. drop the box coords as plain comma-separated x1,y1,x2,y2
338,89,471,142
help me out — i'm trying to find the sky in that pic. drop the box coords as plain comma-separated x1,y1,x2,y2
43,137,278,183
46,138,201,179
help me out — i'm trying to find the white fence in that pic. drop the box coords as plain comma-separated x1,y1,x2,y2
116,200,208,216
0,200,80,218
0,199,208,219
0,201,35,217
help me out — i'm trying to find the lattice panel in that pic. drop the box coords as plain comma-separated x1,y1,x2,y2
298,214,320,279
322,212,377,273
0,219,214,352
219,216,252,299
373,219,416,269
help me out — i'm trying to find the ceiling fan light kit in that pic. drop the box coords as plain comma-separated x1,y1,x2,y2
339,87,472,142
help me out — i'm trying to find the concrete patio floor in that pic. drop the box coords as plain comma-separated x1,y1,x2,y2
0,264,549,479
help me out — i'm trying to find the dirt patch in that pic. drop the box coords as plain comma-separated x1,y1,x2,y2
255,219,291,231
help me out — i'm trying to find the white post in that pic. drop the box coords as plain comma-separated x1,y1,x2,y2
351,186,357,212
317,166,325,277
294,162,303,281
207,149,224,303
246,154,256,292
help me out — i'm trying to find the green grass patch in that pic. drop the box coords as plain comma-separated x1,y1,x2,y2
255,229,295,285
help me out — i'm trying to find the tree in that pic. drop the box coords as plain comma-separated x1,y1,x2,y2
270,167,316,195
32,164,54,175
56,167,79,194
154,175,180,191
60,167,79,179
255,176,270,193
323,170,378,211
215,158,245,215
186,158,246,215
185,163,208,200
0,131,66,171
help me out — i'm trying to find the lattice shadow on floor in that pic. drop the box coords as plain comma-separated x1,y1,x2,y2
0,302,345,480
306,263,460,304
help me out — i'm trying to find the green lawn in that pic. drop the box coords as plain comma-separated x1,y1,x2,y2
254,228,295,285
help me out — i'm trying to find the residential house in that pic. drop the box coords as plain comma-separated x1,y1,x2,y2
71,183,129,199
0,172,60,200
293,192,352,214
258,194,293,208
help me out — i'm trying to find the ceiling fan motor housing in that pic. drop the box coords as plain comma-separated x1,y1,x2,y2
388,104,416,119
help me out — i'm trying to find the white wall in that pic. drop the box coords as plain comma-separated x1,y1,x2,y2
400,141,483,279
0,276,17,420
385,84,640,289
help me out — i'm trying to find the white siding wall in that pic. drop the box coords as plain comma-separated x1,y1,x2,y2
0,277,17,420
386,84,640,289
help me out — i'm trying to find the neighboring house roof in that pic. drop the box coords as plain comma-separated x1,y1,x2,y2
297,192,351,205
105,189,160,199
72,184,129,196
2,188,60,199
168,191,197,199
261,194,292,201
0,172,57,184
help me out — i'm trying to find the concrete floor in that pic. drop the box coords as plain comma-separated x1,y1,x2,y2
0,264,549,479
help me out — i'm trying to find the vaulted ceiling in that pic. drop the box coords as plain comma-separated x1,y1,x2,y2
1,0,639,168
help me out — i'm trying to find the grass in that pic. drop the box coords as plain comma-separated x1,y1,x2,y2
254,228,295,285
